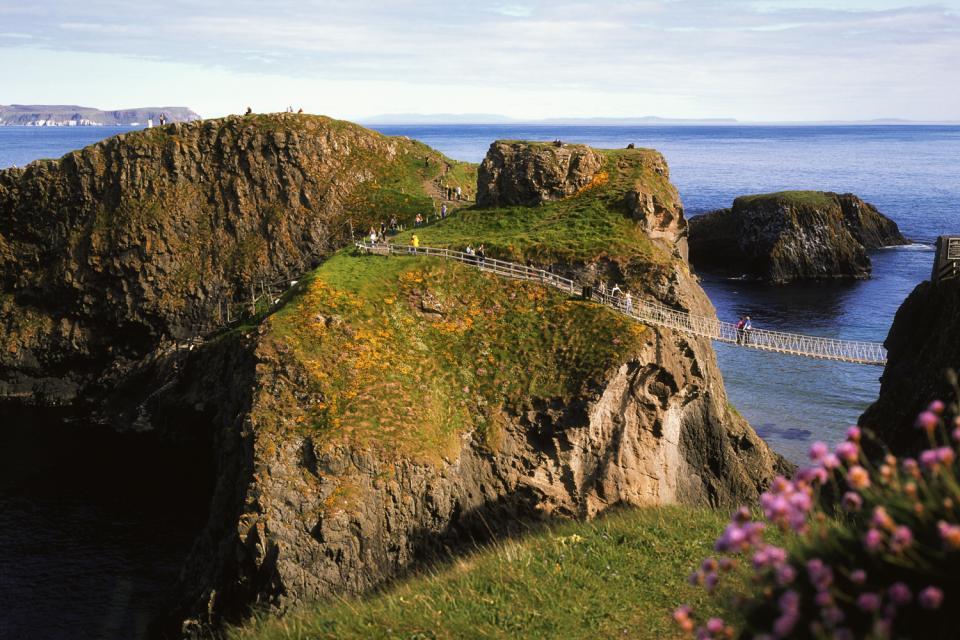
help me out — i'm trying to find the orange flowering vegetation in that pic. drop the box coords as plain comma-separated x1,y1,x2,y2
267,253,647,463
576,170,610,196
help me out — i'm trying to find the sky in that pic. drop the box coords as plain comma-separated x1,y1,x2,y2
1,0,958,121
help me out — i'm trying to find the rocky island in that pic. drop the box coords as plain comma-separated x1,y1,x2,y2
688,191,908,282
0,115,784,636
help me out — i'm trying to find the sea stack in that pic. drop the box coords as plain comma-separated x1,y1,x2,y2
688,191,908,283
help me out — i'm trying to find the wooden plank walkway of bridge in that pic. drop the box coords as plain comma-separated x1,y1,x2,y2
355,241,887,366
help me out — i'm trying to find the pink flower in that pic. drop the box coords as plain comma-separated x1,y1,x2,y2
850,569,867,585
857,592,881,612
836,441,859,463
706,618,725,633
872,506,894,530
809,441,829,462
847,465,870,490
778,589,800,613
915,410,939,432
938,521,960,549
864,528,883,553
929,399,946,415
918,586,944,610
846,426,862,441
772,613,797,637
704,572,719,592
888,582,912,605
841,491,863,512
815,590,833,607
937,447,955,465
821,453,841,469
890,525,913,553
776,564,796,586
921,449,940,470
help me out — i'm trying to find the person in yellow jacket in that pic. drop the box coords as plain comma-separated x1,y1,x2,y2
410,234,419,253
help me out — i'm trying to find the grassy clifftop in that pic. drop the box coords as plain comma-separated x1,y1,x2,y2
255,144,687,463
396,148,675,266
261,252,647,464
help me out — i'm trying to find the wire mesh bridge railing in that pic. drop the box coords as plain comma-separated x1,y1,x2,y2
355,240,887,366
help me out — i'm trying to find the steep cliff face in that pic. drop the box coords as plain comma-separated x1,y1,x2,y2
476,141,604,207
859,277,960,455
150,143,784,635
688,191,907,283
0,114,454,408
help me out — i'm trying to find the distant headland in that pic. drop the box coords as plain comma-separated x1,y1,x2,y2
0,104,201,127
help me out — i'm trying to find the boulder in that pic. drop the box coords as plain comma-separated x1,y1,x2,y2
476,141,603,207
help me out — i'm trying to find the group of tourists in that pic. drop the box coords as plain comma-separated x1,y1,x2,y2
443,185,464,201
597,279,633,314
464,244,487,265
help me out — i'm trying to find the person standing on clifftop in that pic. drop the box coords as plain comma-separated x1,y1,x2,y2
456,186,462,201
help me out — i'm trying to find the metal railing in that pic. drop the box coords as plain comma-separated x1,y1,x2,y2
355,240,887,366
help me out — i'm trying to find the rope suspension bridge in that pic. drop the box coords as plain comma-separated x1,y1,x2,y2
355,240,888,366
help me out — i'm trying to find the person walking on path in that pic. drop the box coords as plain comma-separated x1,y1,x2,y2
598,279,607,296
415,213,423,227
624,292,633,315
610,283,623,298
456,186,462,201
735,316,746,344
742,315,753,345
410,234,419,253
441,203,448,219
476,244,486,266
369,227,378,246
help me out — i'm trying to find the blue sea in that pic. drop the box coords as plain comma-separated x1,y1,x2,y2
1,123,958,638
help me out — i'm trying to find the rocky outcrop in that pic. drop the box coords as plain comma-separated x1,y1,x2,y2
0,114,447,410
476,141,603,207
2,122,784,637
149,141,785,635
158,261,784,636
688,191,908,283
859,277,960,455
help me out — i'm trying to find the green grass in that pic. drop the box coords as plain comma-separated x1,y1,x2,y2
263,251,647,462
230,506,742,640
394,148,675,267
733,190,837,211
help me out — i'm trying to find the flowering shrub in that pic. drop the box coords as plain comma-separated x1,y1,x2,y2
678,397,960,639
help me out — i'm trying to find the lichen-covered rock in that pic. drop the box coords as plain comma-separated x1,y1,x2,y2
688,191,907,283
859,277,960,455
0,114,449,408
476,141,603,207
